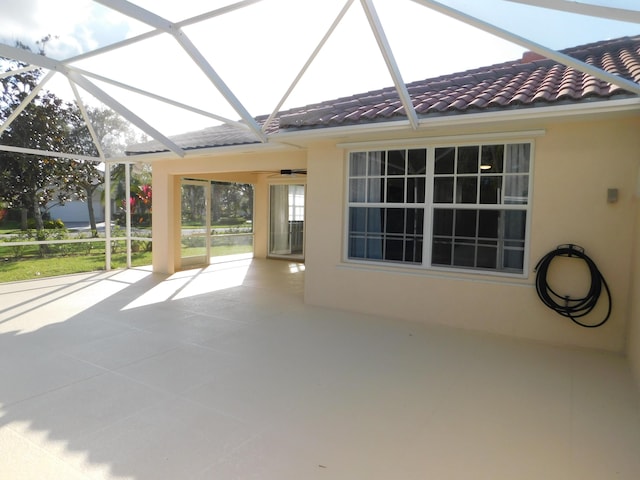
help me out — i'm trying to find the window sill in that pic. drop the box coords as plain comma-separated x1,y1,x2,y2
337,259,533,286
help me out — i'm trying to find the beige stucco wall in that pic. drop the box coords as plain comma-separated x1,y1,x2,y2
304,116,640,352
628,164,640,389
149,114,639,354
151,149,306,273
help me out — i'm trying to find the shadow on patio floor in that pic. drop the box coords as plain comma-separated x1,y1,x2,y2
0,258,639,479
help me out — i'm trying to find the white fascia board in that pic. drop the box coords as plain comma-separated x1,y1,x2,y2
116,141,298,164
270,97,640,142
415,98,640,129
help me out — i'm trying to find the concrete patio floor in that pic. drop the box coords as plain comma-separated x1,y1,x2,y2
0,257,639,479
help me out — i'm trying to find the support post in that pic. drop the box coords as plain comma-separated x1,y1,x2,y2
126,163,132,268
105,163,112,271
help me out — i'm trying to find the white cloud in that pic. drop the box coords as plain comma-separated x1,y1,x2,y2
0,0,137,58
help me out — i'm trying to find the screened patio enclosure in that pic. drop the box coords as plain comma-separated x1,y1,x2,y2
1,1,638,270
1,0,638,157
1,3,640,479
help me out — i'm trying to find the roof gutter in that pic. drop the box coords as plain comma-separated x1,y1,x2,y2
270,97,640,142
117,140,300,164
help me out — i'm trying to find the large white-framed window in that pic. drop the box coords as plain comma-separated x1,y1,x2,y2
346,142,532,275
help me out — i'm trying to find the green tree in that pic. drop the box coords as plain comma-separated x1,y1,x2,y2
64,106,143,236
91,109,150,227
1,46,144,237
110,162,152,227
211,181,253,222
0,56,83,234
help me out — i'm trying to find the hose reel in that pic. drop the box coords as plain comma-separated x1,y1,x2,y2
534,244,611,328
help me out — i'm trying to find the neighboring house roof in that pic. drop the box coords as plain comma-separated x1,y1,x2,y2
127,35,640,155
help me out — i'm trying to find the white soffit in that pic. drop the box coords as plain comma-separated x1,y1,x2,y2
0,0,638,160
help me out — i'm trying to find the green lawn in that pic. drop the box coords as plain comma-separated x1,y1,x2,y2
0,243,253,283
0,220,253,282
0,252,153,282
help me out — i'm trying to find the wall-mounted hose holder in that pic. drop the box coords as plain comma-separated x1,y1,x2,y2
534,244,612,328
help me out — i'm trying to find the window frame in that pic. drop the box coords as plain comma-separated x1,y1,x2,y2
344,139,535,278
346,148,428,264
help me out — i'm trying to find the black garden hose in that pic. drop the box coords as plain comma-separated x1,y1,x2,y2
534,244,612,328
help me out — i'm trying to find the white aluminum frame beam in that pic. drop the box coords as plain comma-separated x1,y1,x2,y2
173,30,266,142
73,67,247,129
94,0,266,142
66,30,158,64
67,70,186,157
105,163,112,271
0,70,55,137
94,0,174,32
506,0,640,24
66,0,264,63
0,144,102,162
125,163,132,268
63,2,260,132
361,0,419,129
0,43,186,156
410,0,640,96
0,44,61,70
69,79,106,161
262,0,356,133
0,66,40,79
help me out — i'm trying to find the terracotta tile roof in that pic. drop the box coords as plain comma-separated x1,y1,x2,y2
127,35,640,154
126,123,261,154
274,35,640,130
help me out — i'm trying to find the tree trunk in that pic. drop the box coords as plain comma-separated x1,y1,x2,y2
32,194,48,257
32,197,44,230
20,207,28,231
86,186,98,237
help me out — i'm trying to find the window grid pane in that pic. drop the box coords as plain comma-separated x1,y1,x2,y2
347,207,424,264
436,144,529,207
347,148,427,265
429,143,530,273
431,208,526,272
349,143,530,273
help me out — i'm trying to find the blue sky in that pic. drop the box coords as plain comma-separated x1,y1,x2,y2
0,0,638,135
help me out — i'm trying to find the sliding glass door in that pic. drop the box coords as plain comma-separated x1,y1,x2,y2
180,179,210,269
269,184,305,259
